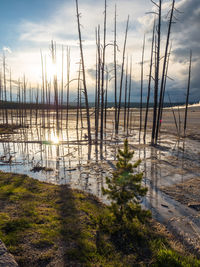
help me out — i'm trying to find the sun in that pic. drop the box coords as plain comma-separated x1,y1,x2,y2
50,131,59,144
47,63,57,79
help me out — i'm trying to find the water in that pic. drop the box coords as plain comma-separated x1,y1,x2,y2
0,114,199,195
0,111,200,251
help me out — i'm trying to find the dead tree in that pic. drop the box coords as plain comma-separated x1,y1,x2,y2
159,42,172,125
23,75,27,126
155,0,175,143
184,50,192,137
41,50,45,128
95,28,98,142
116,15,129,134
144,22,155,143
151,0,162,145
168,93,179,136
75,0,91,144
100,0,107,146
51,41,59,130
76,61,81,129
9,69,13,125
114,5,118,133
3,53,8,124
95,25,101,144
126,57,132,134
66,46,70,127
139,35,145,144
104,66,108,130
124,57,128,131
60,45,64,128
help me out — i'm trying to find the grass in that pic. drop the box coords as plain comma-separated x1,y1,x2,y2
0,171,200,266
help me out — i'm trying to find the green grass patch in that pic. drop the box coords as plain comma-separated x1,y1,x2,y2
155,249,200,266
0,171,199,266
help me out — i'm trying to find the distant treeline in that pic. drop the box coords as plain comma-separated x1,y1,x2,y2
0,100,189,110
89,102,188,108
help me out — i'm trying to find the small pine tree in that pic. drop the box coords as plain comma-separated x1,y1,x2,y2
102,138,150,225
97,139,151,253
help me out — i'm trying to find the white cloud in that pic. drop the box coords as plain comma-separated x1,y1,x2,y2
3,46,12,53
3,0,199,101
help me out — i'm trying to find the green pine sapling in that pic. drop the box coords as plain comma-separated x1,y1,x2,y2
98,139,151,253
103,139,150,224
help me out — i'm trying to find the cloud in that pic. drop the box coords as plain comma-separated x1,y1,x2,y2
3,46,12,53
165,0,200,101
2,0,199,102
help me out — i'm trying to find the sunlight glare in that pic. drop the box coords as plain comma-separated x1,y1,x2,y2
48,63,57,78
51,132,59,144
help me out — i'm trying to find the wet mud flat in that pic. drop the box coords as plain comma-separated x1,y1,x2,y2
161,177,200,211
0,107,199,254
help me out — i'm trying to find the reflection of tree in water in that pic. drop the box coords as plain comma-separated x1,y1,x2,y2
0,111,199,205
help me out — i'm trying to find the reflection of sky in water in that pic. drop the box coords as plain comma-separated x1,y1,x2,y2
1,112,200,248
0,115,200,201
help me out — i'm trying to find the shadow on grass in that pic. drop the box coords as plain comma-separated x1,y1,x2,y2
57,185,92,266
0,172,101,266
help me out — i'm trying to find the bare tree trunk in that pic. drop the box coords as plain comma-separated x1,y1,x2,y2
184,50,192,137
155,0,175,143
61,45,64,129
168,93,179,136
139,35,145,144
124,58,128,131
100,0,107,146
144,23,155,143
151,0,162,145
23,75,27,126
66,46,70,128
177,105,181,138
10,69,13,125
75,0,91,144
17,79,21,125
116,15,129,134
159,42,172,126
104,66,108,130
3,53,8,125
126,57,132,135
41,51,45,128
35,85,39,126
29,84,32,127
44,56,49,128
95,28,98,144
76,62,81,129
114,5,118,133
96,25,101,144
79,81,83,129
51,41,59,130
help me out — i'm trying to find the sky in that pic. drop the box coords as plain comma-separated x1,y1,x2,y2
0,0,199,103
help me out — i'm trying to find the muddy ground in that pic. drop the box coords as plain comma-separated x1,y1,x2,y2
161,177,200,212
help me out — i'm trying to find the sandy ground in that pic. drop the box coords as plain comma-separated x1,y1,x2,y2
114,105,200,140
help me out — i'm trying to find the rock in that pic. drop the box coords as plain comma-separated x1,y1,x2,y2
0,239,18,266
